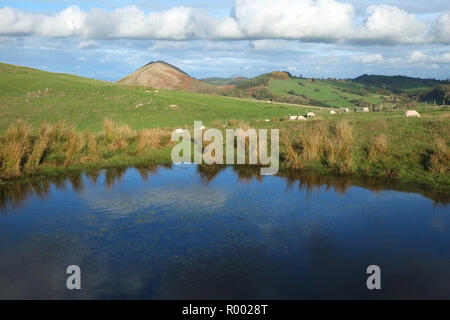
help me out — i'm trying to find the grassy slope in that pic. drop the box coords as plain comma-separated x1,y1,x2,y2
353,74,445,93
0,63,308,133
1,63,449,194
269,78,384,108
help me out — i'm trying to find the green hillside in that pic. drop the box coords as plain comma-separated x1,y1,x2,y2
201,77,249,86
353,74,446,93
0,63,307,133
213,72,446,108
269,78,384,108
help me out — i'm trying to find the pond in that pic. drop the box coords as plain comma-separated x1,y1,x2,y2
0,164,449,299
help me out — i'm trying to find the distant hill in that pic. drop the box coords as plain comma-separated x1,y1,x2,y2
352,74,446,93
201,77,249,86
119,61,212,92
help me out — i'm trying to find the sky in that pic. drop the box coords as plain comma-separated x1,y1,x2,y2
0,0,449,81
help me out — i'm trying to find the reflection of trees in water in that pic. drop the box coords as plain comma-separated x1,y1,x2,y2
232,166,263,183
197,164,227,185
285,171,352,195
105,167,126,190
136,164,160,182
0,164,448,212
67,173,84,193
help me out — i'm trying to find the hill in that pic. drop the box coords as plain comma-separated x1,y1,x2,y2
201,77,248,86
353,74,446,93
215,71,447,108
0,62,305,133
118,61,212,92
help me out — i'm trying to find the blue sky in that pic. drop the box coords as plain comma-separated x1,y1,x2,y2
0,0,449,81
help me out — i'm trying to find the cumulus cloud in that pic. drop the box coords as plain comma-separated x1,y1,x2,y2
0,1,448,45
232,0,355,41
407,50,450,64
430,11,450,44
358,5,428,44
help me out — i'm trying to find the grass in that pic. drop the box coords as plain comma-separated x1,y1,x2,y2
0,62,449,195
0,63,309,133
270,78,384,108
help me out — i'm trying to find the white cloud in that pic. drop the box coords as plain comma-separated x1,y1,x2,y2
351,53,384,64
407,50,450,64
232,0,355,41
430,11,450,44
0,2,448,45
358,5,427,43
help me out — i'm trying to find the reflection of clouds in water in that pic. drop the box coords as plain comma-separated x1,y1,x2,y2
0,235,153,299
81,185,228,216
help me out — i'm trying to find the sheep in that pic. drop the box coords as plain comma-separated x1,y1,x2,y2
343,108,349,113
289,115,298,121
405,110,421,118
307,112,316,118
329,110,337,115
362,107,370,112
297,115,306,120
265,119,270,122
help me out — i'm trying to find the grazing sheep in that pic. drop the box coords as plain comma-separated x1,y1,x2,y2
297,115,306,120
154,90,159,93
265,119,270,122
307,112,316,118
329,110,337,115
362,107,370,112
343,108,349,113
405,110,421,118
289,115,298,121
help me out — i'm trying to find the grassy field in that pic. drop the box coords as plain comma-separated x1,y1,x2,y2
269,78,384,108
0,62,449,195
0,63,311,133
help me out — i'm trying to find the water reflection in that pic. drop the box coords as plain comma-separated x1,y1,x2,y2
1,164,448,212
0,164,449,299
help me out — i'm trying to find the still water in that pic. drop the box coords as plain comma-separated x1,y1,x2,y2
0,164,449,299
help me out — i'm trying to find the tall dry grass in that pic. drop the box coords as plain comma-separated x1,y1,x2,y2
430,138,450,174
324,121,354,174
0,119,176,180
137,128,166,154
0,122,32,178
84,130,99,160
64,128,86,165
281,121,353,174
368,135,388,162
24,123,51,172
104,118,135,151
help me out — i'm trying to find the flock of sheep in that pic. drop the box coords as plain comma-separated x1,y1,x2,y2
288,107,421,120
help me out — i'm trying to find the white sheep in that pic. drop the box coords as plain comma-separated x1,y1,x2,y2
405,110,421,118
297,115,306,120
362,107,370,112
307,112,316,118
289,115,298,121
343,108,349,113
329,110,337,115
265,119,270,122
